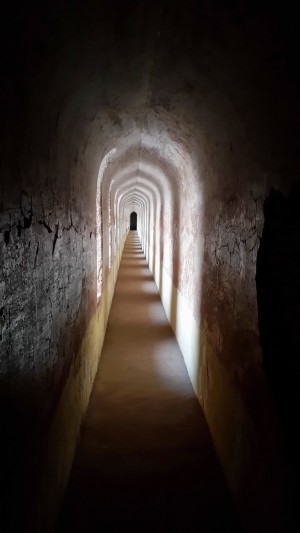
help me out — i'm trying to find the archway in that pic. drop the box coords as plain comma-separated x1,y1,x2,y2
130,211,137,230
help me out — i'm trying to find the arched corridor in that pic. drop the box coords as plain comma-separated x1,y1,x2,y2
0,1,300,532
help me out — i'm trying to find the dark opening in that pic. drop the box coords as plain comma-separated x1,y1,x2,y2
130,211,137,230
256,185,300,525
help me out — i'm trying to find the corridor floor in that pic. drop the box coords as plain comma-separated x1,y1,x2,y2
58,232,239,532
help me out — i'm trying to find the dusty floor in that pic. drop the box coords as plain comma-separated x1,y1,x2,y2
58,232,240,532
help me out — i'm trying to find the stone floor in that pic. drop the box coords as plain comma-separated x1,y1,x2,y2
58,232,240,532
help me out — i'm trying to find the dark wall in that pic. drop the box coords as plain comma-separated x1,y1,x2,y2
257,185,300,527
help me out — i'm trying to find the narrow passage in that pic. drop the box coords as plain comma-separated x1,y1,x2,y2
58,233,239,532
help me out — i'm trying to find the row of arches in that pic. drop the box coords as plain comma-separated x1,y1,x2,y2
94,134,204,398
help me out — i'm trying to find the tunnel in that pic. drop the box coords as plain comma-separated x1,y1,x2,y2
0,1,300,532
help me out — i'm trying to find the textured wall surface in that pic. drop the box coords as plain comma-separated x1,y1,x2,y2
1,1,299,531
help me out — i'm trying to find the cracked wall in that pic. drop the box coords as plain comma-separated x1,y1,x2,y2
0,184,98,529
